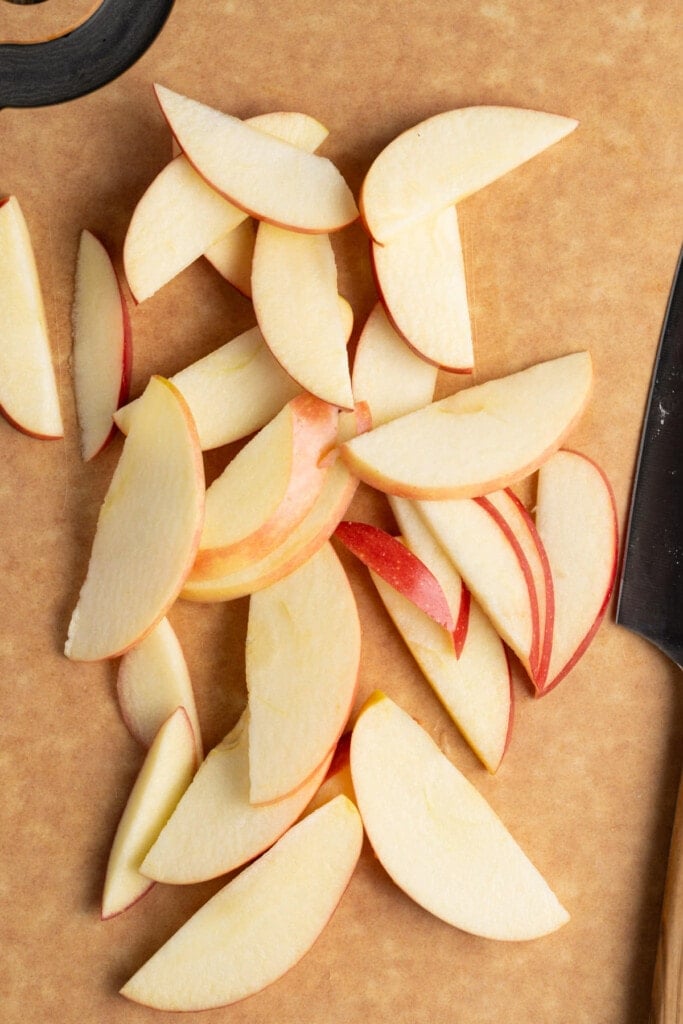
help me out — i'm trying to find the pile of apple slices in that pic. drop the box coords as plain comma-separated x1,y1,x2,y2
51,85,622,1009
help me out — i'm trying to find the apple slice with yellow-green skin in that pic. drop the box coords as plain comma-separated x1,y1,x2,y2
124,111,330,302
535,449,618,694
361,105,578,245
71,229,132,461
252,223,354,409
121,794,362,1012
351,302,437,427
116,616,202,764
101,707,198,920
65,375,204,661
188,393,338,581
340,351,593,499
246,541,361,805
154,85,358,234
204,216,256,297
141,710,331,885
372,205,473,371
0,196,63,439
351,693,569,939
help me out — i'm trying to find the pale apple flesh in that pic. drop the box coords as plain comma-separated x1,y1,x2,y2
121,795,363,1012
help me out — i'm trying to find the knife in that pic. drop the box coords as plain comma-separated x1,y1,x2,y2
616,244,683,1023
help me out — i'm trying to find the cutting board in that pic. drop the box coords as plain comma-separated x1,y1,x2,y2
1,1,681,1021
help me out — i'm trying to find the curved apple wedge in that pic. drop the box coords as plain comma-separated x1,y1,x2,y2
340,351,592,499
204,216,256,296
0,196,63,439
246,542,361,805
141,711,331,885
361,105,578,244
65,376,205,661
101,707,197,921
535,449,618,694
121,795,363,1012
154,85,358,233
350,693,569,940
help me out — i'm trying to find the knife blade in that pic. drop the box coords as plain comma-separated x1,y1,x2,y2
616,244,683,1024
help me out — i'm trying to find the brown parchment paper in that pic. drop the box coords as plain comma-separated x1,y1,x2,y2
0,2,681,1022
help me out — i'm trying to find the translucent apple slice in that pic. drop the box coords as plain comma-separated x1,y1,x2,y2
361,105,578,244
116,616,202,763
121,795,363,1012
101,707,197,920
252,223,354,409
71,229,132,461
372,205,473,371
65,376,204,661
141,711,332,884
350,693,569,939
246,542,361,805
124,111,330,302
535,449,618,694
351,302,437,426
340,351,593,499
154,85,358,233
0,196,63,439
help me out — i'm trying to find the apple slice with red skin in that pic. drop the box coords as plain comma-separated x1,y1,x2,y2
101,707,198,920
334,520,455,636
71,228,132,461
121,795,363,1012
0,196,63,439
534,449,618,694
154,84,358,234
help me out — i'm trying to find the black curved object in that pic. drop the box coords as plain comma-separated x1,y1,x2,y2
0,0,175,108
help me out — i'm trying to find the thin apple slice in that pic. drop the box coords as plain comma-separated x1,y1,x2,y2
351,302,437,426
121,794,362,1011
154,85,358,233
361,106,578,244
101,707,197,920
252,223,354,408
302,732,355,817
334,520,455,634
246,541,361,805
65,376,204,661
350,693,569,939
0,196,63,439
116,616,202,763
204,217,256,296
71,228,132,461
535,449,618,693
124,111,330,302
181,405,370,602
340,351,593,499
141,711,331,884
372,205,473,370
189,394,338,581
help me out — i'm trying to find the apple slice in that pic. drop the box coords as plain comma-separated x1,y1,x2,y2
334,520,455,634
101,707,197,920
0,196,63,439
252,223,354,409
361,105,578,244
141,710,332,884
204,216,256,297
124,111,330,302
350,693,569,939
372,205,473,371
154,85,358,233
121,794,362,1011
246,541,361,804
340,351,593,499
189,394,338,581
302,732,355,817
181,405,371,602
535,449,618,693
116,616,202,763
65,376,204,661
71,228,132,461
351,302,437,426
